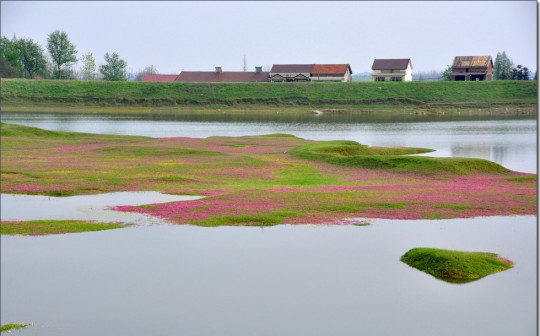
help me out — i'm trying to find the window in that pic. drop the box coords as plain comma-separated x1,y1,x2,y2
375,77,385,81
391,77,402,82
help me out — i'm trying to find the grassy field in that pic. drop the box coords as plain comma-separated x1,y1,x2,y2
400,248,514,283
1,123,536,226
1,79,536,114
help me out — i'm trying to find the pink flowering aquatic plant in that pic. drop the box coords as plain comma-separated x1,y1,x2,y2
1,123,537,226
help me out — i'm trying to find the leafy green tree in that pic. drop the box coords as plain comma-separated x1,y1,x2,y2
135,65,158,81
17,38,46,78
442,65,452,81
0,35,23,77
493,51,513,80
99,52,127,81
0,57,19,78
80,52,96,80
47,30,77,79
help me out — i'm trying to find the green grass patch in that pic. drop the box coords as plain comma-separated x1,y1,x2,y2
1,322,33,332
193,211,304,227
291,140,509,174
274,163,341,186
505,175,537,182
400,247,514,283
1,220,127,235
100,145,223,157
0,122,133,142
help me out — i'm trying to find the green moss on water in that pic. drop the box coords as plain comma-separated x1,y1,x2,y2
400,247,514,283
0,220,127,235
1,322,33,332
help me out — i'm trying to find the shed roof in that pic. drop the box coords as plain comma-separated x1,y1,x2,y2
371,59,412,70
176,71,269,82
142,74,180,82
312,64,352,75
270,64,315,73
452,56,492,68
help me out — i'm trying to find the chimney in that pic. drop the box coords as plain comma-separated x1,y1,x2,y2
255,66,262,73
215,66,222,73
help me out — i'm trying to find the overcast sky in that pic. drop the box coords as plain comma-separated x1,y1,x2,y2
1,1,537,75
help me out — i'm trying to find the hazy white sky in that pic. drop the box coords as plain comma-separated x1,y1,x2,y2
1,1,537,74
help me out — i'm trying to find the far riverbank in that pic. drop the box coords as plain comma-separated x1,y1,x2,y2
1,79,536,116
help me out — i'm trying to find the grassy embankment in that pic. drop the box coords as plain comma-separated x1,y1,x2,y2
401,248,514,283
1,123,536,227
0,78,536,114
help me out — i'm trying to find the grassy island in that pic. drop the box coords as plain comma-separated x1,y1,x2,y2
400,247,514,283
1,123,536,226
0,220,126,236
1,322,33,333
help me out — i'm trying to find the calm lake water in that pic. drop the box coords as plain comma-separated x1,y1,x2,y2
1,217,536,336
0,111,537,335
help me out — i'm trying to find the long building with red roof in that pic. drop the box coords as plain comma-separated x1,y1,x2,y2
142,64,353,83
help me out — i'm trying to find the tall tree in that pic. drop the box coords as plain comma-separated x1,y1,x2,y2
17,38,46,78
47,30,77,79
135,65,158,81
80,52,96,80
493,51,513,80
99,52,127,81
0,35,24,77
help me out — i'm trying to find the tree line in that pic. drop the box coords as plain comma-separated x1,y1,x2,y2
0,30,158,81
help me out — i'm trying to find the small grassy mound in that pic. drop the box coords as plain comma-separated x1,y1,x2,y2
290,140,509,174
1,322,33,332
400,247,514,283
1,220,127,235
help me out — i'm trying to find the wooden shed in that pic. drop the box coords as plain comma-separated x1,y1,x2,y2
451,56,493,81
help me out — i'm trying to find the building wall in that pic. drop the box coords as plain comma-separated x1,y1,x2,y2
311,69,351,82
268,72,311,82
451,66,493,81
